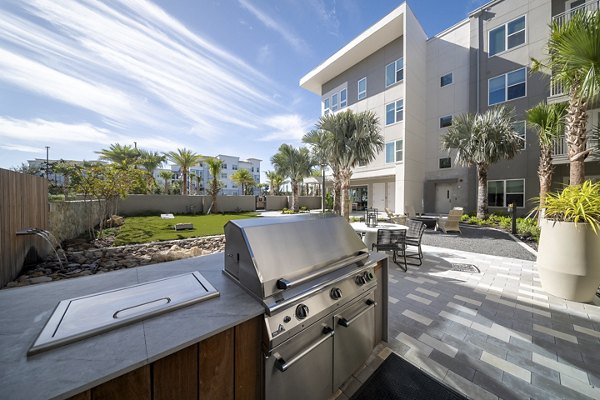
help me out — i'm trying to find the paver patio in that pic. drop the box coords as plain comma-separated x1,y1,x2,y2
382,244,600,400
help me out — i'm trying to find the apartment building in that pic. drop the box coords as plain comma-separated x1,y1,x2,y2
300,0,600,215
171,155,261,196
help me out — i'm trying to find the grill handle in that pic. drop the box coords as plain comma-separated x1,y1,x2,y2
338,299,376,328
274,327,334,372
275,252,369,292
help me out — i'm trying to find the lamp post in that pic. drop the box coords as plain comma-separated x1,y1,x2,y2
45,146,50,179
321,163,326,213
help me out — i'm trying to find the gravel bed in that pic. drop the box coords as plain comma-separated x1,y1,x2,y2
421,224,536,261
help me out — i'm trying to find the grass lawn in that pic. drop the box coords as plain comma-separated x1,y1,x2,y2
113,213,260,245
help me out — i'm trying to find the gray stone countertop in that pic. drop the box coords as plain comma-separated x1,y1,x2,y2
0,252,264,400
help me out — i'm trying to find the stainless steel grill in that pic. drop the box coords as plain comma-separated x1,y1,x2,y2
224,215,378,400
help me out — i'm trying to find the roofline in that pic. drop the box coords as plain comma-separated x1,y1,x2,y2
299,3,406,94
428,17,469,41
468,0,504,17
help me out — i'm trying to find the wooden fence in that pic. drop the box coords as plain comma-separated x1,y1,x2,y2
0,169,48,287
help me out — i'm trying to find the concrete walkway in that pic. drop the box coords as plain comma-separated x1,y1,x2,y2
384,245,600,400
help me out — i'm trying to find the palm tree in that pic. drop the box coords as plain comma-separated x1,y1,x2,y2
231,168,256,195
165,148,202,195
441,106,522,219
317,109,383,220
96,143,140,167
159,170,173,194
138,149,166,193
205,157,224,213
532,11,600,185
265,170,284,195
271,144,314,212
527,102,568,214
303,129,331,209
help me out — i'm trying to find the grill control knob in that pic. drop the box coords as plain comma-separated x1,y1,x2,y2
363,271,375,282
330,287,343,300
295,304,309,320
355,275,366,285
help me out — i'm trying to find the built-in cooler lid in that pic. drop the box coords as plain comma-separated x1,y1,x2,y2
28,271,219,355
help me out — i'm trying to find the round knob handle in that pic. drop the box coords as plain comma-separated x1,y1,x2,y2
363,271,375,282
330,287,343,300
355,275,366,285
295,304,309,320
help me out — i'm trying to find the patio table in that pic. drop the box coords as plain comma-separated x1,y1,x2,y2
350,222,408,250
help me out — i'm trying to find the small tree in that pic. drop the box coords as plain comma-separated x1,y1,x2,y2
96,143,140,167
231,168,256,195
206,157,224,213
265,170,284,195
165,148,202,195
527,102,568,215
442,106,522,219
159,170,173,194
271,144,314,212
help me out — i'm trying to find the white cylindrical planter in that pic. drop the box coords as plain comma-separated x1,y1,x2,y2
537,219,600,303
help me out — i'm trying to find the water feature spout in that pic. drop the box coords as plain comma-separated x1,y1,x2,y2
16,228,66,268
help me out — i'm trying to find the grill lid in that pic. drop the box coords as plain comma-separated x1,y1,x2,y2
224,215,368,300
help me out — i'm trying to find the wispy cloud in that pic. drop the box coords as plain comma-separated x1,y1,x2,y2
0,0,283,136
238,0,311,55
0,143,45,153
307,0,340,37
0,117,112,143
259,114,313,142
257,44,273,65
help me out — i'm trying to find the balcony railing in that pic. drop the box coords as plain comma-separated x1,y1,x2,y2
553,0,600,27
552,135,599,158
550,78,565,97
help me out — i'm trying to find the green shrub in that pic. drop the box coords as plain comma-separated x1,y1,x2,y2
516,217,541,241
48,194,65,202
542,180,600,233
460,214,471,222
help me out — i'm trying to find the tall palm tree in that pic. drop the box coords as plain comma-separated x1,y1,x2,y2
231,168,256,195
96,143,140,167
303,129,332,209
138,149,166,193
317,110,383,220
205,157,224,213
159,170,173,194
441,106,522,219
271,144,314,212
265,170,284,195
527,102,568,214
165,148,202,195
532,10,600,185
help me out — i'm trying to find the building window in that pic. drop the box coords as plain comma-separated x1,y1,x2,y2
256,167,260,172
340,88,347,108
439,157,451,169
440,115,453,128
221,173,228,179
385,140,403,163
385,99,404,125
358,77,367,100
512,120,526,148
488,179,524,207
222,163,227,169
440,73,453,87
323,98,330,115
385,58,404,87
331,93,338,112
232,164,238,170
488,68,526,106
489,15,526,57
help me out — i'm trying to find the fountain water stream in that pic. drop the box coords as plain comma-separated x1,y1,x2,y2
16,228,66,268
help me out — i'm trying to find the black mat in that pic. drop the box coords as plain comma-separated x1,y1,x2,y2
350,353,467,400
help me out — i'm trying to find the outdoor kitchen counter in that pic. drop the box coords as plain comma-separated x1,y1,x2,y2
0,252,264,400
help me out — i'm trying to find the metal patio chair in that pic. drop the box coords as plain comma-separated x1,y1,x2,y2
371,229,407,272
405,220,426,266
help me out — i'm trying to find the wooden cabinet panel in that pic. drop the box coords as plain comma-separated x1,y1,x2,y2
92,366,150,400
153,345,198,400
200,328,234,399
235,317,262,400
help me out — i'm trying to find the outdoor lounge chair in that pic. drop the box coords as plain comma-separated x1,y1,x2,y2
405,220,426,266
435,209,463,233
384,208,407,225
372,229,407,272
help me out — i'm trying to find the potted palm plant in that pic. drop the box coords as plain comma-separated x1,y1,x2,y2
537,181,600,302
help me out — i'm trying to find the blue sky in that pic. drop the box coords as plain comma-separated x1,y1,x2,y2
0,0,487,177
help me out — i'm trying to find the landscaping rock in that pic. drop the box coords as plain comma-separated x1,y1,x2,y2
30,276,53,284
